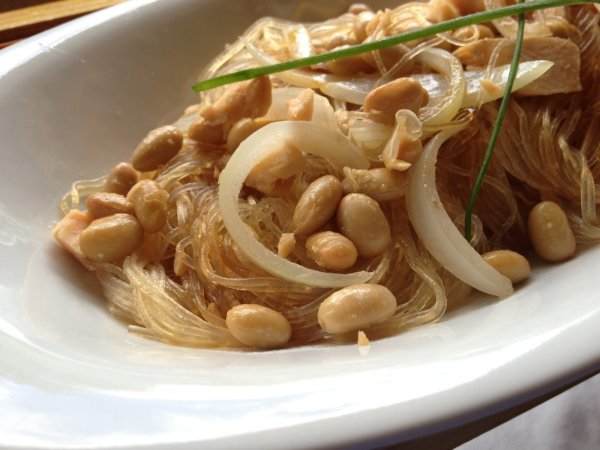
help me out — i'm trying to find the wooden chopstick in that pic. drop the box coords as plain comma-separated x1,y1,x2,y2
0,0,124,45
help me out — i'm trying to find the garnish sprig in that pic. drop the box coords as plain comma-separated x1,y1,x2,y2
192,0,598,92
464,0,526,242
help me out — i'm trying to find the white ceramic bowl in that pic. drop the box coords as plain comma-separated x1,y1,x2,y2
1,1,599,448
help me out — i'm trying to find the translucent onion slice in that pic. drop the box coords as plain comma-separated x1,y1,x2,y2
263,87,338,131
320,75,380,105
461,60,553,107
219,121,371,288
406,131,513,297
318,61,551,109
416,48,465,126
245,41,330,89
263,87,306,120
286,24,313,59
348,120,394,160
317,48,465,124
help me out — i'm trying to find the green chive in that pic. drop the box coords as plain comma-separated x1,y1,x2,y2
192,0,597,92
464,0,527,242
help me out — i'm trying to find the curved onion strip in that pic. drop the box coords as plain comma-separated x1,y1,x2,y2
312,94,339,131
382,109,422,171
264,87,306,120
320,75,380,105
319,61,550,109
219,121,371,288
348,120,394,160
286,24,313,59
263,87,338,131
406,131,513,297
461,60,553,107
416,48,465,126
245,41,330,88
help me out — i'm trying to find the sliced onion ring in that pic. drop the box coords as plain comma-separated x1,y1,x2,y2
321,61,551,114
415,48,465,126
406,130,513,297
218,121,371,288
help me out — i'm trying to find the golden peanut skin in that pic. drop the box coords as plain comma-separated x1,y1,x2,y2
293,175,343,236
104,162,139,196
79,213,143,262
341,167,409,202
131,125,183,172
528,201,576,262
306,231,358,271
86,192,133,218
127,180,169,233
287,88,314,121
364,77,429,116
318,284,397,334
226,304,292,349
226,118,260,152
201,76,272,125
336,193,391,258
482,250,531,284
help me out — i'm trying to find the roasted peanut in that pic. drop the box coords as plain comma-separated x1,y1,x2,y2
127,179,169,233
453,24,495,42
188,118,224,144
278,232,296,258
446,0,485,15
336,193,391,258
226,304,292,349
200,76,272,125
287,89,314,121
362,45,412,72
528,201,576,262
324,54,374,76
364,77,429,117
189,77,271,144
131,125,183,171
79,213,143,262
482,250,531,284
318,284,397,334
429,0,460,22
104,162,139,195
245,142,305,196
293,175,343,236
342,167,409,202
353,10,375,42
306,231,358,271
546,17,571,38
226,118,261,152
86,192,133,218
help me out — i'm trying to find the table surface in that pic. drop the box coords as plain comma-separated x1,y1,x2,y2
1,1,599,449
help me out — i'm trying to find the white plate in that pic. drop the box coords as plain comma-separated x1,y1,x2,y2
1,1,599,449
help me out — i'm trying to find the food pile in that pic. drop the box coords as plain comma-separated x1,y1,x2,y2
53,1,600,349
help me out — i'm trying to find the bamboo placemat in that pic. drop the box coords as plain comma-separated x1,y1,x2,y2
0,0,124,48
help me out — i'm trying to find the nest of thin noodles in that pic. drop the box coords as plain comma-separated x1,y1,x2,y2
62,4,600,348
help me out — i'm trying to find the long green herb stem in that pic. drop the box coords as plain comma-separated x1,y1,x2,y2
464,1,526,241
192,0,598,92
